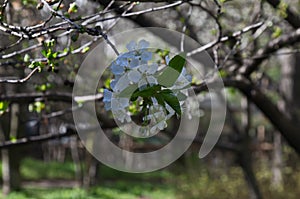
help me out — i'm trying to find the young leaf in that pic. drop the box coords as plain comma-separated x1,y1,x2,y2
176,91,188,101
0,101,9,115
134,85,161,98
68,2,78,14
168,53,186,73
24,54,30,62
118,84,138,99
160,90,181,115
158,54,186,87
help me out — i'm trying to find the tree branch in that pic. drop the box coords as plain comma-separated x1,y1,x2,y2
195,77,300,154
265,0,300,29
240,28,300,76
0,92,103,103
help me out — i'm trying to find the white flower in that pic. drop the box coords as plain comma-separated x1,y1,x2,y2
103,89,132,122
126,40,152,65
165,103,175,119
104,39,194,134
126,63,158,89
165,55,170,65
128,70,142,83
126,39,150,51
112,75,130,92
103,89,112,110
170,68,192,90
112,109,132,123
141,51,152,61
110,61,125,75
111,97,129,110
185,96,204,120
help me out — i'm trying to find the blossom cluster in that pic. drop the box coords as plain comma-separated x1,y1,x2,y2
103,40,192,135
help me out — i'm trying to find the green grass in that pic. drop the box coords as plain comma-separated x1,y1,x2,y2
3,154,300,199
17,157,172,181
0,158,175,199
21,158,76,180
0,186,175,199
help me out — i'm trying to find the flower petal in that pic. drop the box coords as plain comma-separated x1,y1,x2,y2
137,64,148,73
110,79,117,91
147,63,158,74
126,40,137,51
128,70,142,83
165,55,170,65
119,98,129,108
104,102,111,111
103,89,112,102
110,62,124,75
115,57,128,67
138,78,148,90
129,58,139,68
114,75,130,92
141,51,152,61
146,76,157,85
151,97,158,106
138,40,149,49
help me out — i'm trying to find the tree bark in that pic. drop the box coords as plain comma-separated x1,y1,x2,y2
1,104,22,195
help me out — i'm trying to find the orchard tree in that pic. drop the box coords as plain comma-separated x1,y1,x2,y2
0,0,300,198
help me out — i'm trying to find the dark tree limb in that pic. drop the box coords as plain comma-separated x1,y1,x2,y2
0,92,103,103
194,76,300,154
0,126,76,149
224,78,300,154
265,0,300,29
240,28,300,76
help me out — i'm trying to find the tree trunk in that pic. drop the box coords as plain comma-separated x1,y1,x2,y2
239,98,262,199
272,132,282,188
1,104,22,195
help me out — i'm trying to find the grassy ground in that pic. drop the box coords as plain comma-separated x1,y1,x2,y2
1,185,174,199
0,158,175,199
2,153,300,199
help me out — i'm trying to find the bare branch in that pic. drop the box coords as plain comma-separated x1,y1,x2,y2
0,67,40,84
240,28,300,76
265,0,300,29
186,22,264,57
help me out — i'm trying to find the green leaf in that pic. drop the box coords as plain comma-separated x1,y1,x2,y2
0,101,9,115
45,39,55,47
71,32,79,42
168,53,186,73
46,49,52,59
52,52,59,58
24,54,30,62
218,69,227,78
28,61,41,69
10,136,17,143
81,46,90,53
35,83,52,92
29,101,45,113
154,94,166,108
68,2,78,14
156,49,170,58
176,91,188,101
134,85,161,98
119,84,139,99
277,1,288,18
158,54,186,87
160,90,181,115
272,26,282,38
41,49,47,57
104,78,111,89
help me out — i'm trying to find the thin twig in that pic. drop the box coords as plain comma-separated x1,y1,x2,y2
180,5,192,52
0,67,40,83
186,21,264,56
